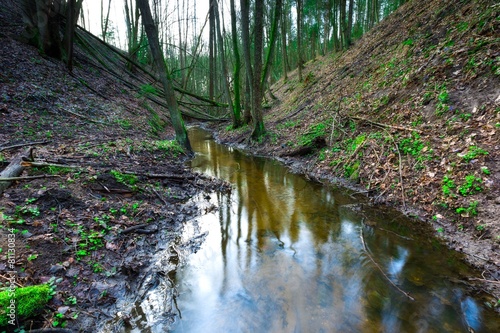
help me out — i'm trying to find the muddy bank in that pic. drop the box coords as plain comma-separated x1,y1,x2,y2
0,8,230,330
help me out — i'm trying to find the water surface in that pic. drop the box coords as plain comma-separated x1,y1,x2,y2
170,127,499,332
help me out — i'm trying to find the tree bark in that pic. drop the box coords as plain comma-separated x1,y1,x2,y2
0,148,33,195
240,0,254,124
261,0,283,87
229,0,242,127
136,0,192,154
296,0,303,82
251,0,265,139
214,0,239,127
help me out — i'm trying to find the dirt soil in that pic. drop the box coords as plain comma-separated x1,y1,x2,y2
212,0,500,309
0,4,229,332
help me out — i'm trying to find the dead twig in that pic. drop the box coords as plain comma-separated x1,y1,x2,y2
0,174,60,181
0,141,51,152
468,278,500,285
350,115,422,133
20,161,81,169
151,187,169,206
360,227,415,301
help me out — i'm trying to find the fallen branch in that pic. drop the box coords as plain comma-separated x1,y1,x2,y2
58,108,108,125
21,161,81,169
151,187,169,206
350,115,422,133
0,140,51,152
331,139,367,173
0,174,60,181
120,223,157,234
123,170,194,181
0,148,33,195
468,277,500,285
360,227,415,301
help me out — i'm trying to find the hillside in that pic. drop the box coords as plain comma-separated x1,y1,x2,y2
215,0,500,300
0,1,228,330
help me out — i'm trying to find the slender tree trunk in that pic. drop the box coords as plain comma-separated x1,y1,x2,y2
261,0,282,88
296,0,303,82
209,0,216,102
280,3,288,81
240,0,253,124
251,0,265,139
136,0,192,153
214,0,239,127
63,0,78,71
230,0,242,127
101,0,112,42
346,0,354,47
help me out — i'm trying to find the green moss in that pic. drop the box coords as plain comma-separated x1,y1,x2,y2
0,284,51,326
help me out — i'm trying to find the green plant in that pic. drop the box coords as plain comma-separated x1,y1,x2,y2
155,140,184,157
481,166,490,175
65,296,77,305
456,201,479,217
399,132,424,156
115,118,132,130
0,284,52,326
139,83,158,96
298,123,327,147
442,175,456,197
458,175,482,196
27,254,38,261
110,170,138,186
460,145,488,162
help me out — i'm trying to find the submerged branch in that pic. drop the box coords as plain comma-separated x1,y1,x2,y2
360,227,415,301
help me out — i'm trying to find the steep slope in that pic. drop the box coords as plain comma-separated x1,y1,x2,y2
216,0,500,301
0,2,228,330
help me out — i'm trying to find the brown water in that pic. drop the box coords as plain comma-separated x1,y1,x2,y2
168,127,500,332
102,127,500,332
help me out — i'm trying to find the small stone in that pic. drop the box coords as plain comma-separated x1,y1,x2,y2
495,197,500,205
58,306,69,314
49,264,65,274
65,267,79,278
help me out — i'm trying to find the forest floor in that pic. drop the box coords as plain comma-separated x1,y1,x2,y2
0,5,229,332
0,0,499,331
212,0,500,311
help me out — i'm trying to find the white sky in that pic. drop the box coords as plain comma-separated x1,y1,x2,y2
81,0,211,50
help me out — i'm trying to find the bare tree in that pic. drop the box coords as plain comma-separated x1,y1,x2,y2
136,0,192,153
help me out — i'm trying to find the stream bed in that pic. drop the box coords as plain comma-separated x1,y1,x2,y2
105,127,500,332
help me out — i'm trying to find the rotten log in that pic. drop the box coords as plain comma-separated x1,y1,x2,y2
0,148,33,195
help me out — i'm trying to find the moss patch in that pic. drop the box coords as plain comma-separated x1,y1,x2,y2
0,284,51,327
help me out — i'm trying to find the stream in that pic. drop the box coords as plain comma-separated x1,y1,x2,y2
103,127,500,332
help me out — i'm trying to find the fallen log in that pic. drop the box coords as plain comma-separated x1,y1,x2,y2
0,148,33,195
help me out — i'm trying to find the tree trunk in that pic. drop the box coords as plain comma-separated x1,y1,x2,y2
229,0,242,128
261,0,282,87
136,0,192,154
280,3,288,81
214,0,239,127
209,0,216,102
63,0,82,72
240,0,253,124
296,0,303,82
251,0,265,139
101,0,112,42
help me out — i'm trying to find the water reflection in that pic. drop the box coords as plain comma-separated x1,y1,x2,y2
167,127,500,332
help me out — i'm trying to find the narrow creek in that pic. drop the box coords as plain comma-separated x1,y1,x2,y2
105,127,500,332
